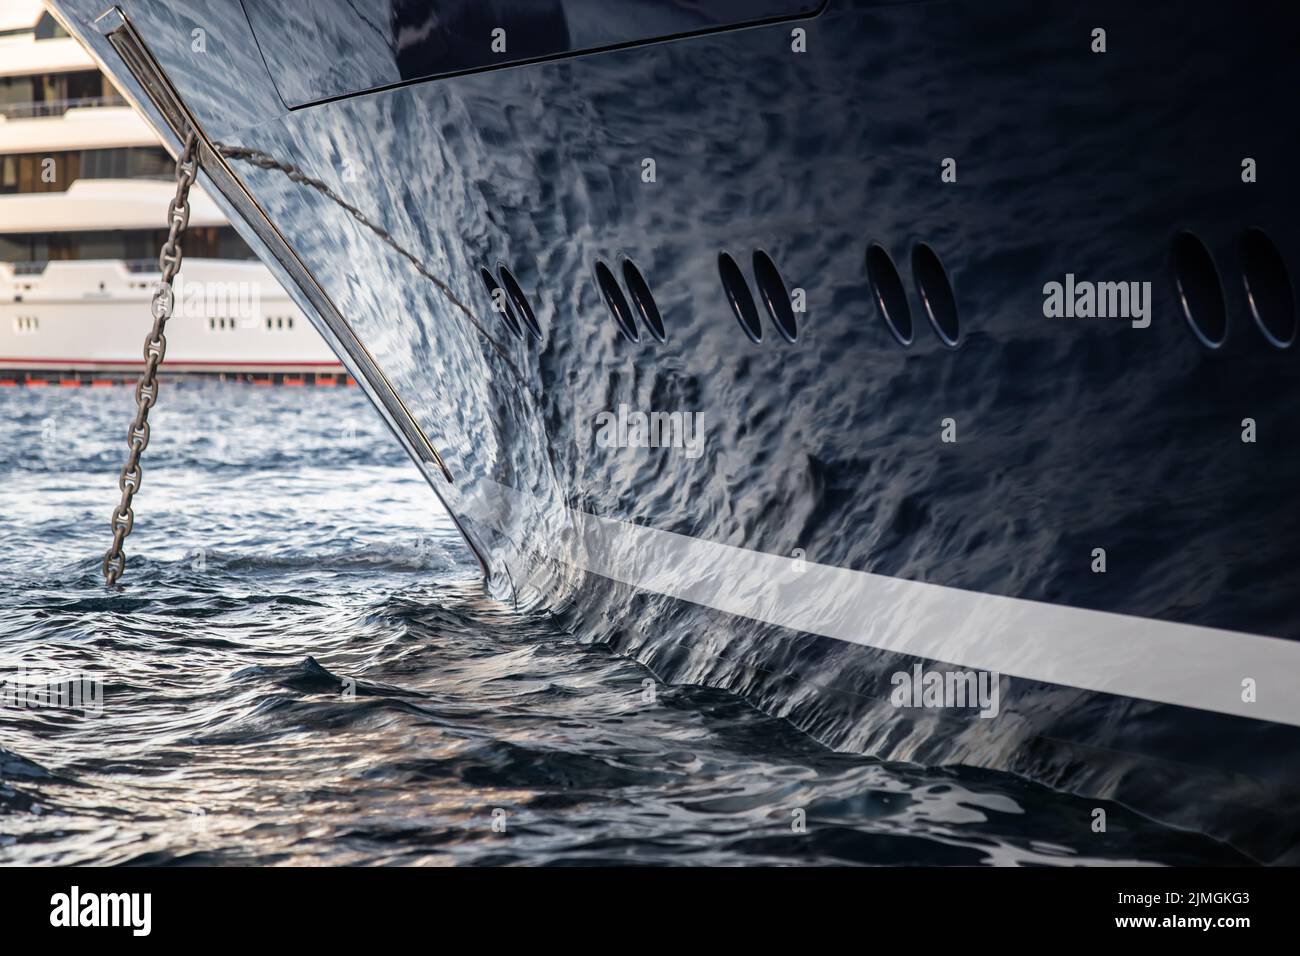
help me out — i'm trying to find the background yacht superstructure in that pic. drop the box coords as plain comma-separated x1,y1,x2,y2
0,0,343,383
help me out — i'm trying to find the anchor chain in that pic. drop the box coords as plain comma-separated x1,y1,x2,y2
102,129,199,586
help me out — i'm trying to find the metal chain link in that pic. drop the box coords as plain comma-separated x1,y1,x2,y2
102,129,199,586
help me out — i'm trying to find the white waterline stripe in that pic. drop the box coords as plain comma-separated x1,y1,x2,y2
482,479,1300,728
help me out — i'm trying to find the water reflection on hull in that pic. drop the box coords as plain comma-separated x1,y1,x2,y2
49,0,1300,863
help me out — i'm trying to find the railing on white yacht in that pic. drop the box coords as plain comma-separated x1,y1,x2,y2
6,259,234,275
0,95,128,119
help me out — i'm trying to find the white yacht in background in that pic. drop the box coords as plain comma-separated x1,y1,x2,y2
0,0,345,384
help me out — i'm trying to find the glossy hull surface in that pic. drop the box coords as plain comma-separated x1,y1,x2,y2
47,0,1300,862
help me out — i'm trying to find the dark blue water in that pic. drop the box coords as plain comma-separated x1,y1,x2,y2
0,384,1250,865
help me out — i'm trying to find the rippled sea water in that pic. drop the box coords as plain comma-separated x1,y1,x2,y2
0,384,1251,865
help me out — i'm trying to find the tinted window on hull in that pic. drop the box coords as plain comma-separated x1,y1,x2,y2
242,0,823,106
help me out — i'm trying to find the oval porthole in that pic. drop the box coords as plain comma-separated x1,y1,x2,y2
719,251,762,343
866,243,913,345
1240,228,1295,349
622,259,665,342
1171,231,1227,349
912,242,959,347
594,259,639,342
480,267,522,338
497,264,542,340
752,249,798,343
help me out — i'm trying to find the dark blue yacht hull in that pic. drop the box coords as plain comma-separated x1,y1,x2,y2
48,0,1300,862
